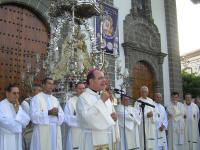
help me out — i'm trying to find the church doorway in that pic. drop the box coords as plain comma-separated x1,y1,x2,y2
132,61,154,99
0,4,49,100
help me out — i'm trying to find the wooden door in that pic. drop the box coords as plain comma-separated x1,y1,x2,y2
0,4,49,100
132,61,154,99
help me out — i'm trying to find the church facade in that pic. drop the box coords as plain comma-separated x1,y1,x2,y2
0,0,183,105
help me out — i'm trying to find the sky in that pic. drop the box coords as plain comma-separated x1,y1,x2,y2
176,0,200,55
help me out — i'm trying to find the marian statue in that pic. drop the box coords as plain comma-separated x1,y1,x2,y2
52,26,93,80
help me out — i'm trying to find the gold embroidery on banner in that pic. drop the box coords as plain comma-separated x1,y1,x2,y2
94,144,109,150
94,143,117,150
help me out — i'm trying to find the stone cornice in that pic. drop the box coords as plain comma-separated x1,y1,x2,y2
122,42,167,64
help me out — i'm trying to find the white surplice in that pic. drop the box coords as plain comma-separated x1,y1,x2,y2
115,104,141,150
21,97,32,115
0,99,30,150
135,97,158,150
64,96,81,150
30,92,64,150
183,102,199,150
167,102,185,150
154,103,168,150
76,88,120,150
21,97,33,150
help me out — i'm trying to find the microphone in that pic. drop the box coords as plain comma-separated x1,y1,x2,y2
109,87,125,94
137,99,155,108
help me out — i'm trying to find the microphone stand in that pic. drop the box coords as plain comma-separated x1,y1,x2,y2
121,89,127,150
113,90,155,150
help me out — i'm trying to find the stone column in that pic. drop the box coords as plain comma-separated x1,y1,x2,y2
164,0,183,98
104,54,115,87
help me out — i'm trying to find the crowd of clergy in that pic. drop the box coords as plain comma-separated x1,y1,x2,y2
0,68,200,150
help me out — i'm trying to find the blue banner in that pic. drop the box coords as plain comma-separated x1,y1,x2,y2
96,2,119,55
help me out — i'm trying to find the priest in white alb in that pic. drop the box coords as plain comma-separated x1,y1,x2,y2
135,86,159,150
154,93,168,150
63,82,85,150
76,69,120,150
0,84,30,150
115,96,141,150
30,77,64,150
21,84,42,150
167,92,185,150
183,93,199,150
195,98,200,149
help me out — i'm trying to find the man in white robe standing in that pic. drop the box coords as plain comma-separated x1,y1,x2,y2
135,86,158,150
154,93,168,150
167,92,185,150
21,84,42,150
76,69,120,150
30,77,64,150
64,82,85,150
195,98,200,149
183,93,199,150
115,96,141,150
21,84,42,114
0,84,30,150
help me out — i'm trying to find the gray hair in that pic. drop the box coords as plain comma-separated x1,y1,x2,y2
140,86,149,92
195,97,200,103
154,93,162,97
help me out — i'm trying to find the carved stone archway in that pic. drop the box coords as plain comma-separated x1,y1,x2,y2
123,0,167,98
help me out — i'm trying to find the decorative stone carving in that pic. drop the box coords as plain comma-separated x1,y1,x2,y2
127,23,161,51
123,0,166,97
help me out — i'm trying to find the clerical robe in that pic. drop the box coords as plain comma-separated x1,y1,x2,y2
0,99,30,150
21,97,33,150
183,102,199,150
167,102,185,150
154,103,168,150
21,97,31,114
199,106,200,150
135,97,158,150
30,92,64,150
64,96,81,150
115,104,141,150
76,88,120,150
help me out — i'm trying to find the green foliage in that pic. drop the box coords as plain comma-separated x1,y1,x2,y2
182,71,200,98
